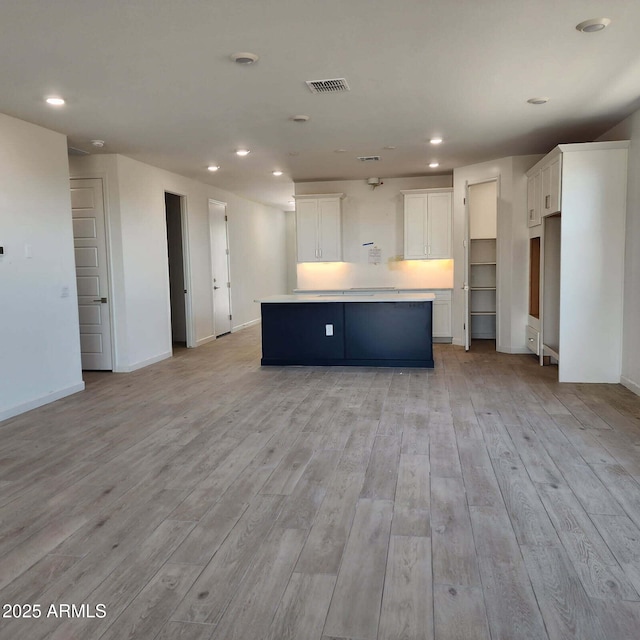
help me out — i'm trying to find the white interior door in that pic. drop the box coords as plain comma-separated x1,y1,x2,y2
70,178,113,369
209,200,232,336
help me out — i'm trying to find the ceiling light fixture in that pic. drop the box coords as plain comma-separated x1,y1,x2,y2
429,162,440,168
207,165,220,172
527,97,549,105
291,115,310,122
236,149,250,156
430,138,443,145
45,96,65,106
576,18,611,33
230,52,259,64
272,170,283,176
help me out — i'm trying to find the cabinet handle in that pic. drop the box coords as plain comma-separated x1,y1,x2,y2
545,194,550,209
529,209,534,220
424,245,428,255
318,248,322,258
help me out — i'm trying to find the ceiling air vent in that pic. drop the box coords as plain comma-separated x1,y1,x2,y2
357,155,380,162
305,78,350,94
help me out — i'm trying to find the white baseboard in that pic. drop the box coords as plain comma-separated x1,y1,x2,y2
196,334,216,347
498,346,531,354
125,350,172,372
621,375,640,397
0,382,85,422
232,318,261,333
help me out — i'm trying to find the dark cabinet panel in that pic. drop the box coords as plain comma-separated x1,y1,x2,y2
261,303,345,363
344,302,432,361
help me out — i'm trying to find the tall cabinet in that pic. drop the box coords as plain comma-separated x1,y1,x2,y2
526,141,628,383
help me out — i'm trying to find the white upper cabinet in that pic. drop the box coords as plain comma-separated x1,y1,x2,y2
295,194,344,262
528,152,561,226
541,156,561,214
527,169,542,227
402,189,452,259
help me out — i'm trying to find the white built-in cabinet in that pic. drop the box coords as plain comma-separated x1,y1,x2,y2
295,193,344,262
526,141,628,383
402,189,452,259
527,155,561,227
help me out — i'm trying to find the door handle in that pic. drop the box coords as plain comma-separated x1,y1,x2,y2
213,286,220,290
93,298,107,303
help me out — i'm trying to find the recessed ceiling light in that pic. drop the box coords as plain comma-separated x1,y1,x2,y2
576,18,611,33
45,97,65,106
430,138,443,145
91,140,105,148
527,97,549,105
236,149,250,156
291,115,310,122
230,52,259,64
272,170,283,176
429,162,440,168
207,165,220,172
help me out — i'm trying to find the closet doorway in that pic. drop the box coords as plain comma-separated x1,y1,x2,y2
165,192,194,348
464,179,498,351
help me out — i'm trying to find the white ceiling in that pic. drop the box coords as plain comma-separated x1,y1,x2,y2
2,0,639,210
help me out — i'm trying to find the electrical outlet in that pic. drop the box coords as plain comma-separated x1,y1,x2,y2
325,324,333,336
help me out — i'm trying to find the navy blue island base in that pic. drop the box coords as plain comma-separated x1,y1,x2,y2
260,300,434,368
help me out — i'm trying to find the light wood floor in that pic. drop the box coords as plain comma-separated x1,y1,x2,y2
2,327,640,640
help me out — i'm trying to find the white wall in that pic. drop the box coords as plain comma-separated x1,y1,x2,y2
453,155,541,352
598,111,640,394
70,153,287,372
0,113,84,421
295,176,453,290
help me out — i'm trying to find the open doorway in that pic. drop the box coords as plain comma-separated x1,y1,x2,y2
165,192,193,348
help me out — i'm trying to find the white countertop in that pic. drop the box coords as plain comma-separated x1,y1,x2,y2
256,293,436,303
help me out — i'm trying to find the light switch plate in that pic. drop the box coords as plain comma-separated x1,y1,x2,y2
325,324,334,336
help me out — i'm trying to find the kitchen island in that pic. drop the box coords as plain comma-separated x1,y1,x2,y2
256,293,435,367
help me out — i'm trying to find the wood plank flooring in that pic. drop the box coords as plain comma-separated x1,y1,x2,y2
2,328,640,639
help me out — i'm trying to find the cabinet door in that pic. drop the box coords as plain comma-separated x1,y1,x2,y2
549,156,561,213
318,198,342,261
296,200,319,262
432,300,451,337
427,192,452,258
527,171,542,227
404,195,427,258
541,158,561,215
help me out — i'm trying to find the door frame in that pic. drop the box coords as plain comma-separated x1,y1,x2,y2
70,175,116,370
165,190,195,349
208,198,233,336
464,176,500,351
